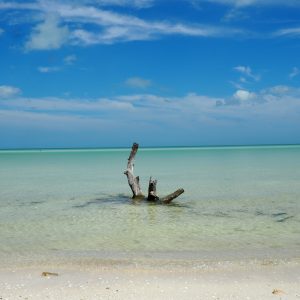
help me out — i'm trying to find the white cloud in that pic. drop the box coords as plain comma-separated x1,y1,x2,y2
37,55,77,73
0,85,21,98
25,14,69,50
274,27,300,37
70,27,153,45
70,23,238,45
1,86,300,147
266,85,291,95
0,28,4,35
38,66,61,73
55,0,154,9
0,2,40,11
229,80,244,90
1,85,299,117
219,85,300,107
203,0,300,7
1,1,300,45
234,65,251,75
0,96,135,112
1,87,300,147
64,54,77,65
233,89,256,102
222,8,249,21
289,67,299,79
234,65,260,81
125,77,152,88
82,0,154,8
69,12,239,45
0,1,244,49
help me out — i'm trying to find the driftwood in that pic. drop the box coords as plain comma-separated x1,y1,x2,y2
124,143,184,204
148,178,184,203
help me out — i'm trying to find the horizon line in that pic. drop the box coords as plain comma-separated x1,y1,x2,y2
1,143,300,151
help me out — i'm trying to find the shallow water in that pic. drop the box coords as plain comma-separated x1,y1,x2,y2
0,145,300,264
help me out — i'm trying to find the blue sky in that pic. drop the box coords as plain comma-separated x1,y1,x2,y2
0,0,300,148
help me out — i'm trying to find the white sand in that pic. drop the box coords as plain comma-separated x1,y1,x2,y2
0,260,299,300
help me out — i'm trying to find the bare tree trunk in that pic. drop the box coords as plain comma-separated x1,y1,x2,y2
124,143,144,199
147,177,159,202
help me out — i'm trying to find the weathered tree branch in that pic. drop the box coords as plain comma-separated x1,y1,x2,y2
161,189,185,204
124,143,144,199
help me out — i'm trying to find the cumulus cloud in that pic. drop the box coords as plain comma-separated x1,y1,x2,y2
125,77,152,88
25,14,69,50
0,85,21,98
233,89,256,102
218,85,300,107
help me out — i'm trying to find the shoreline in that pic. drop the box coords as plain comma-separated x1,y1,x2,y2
1,246,299,268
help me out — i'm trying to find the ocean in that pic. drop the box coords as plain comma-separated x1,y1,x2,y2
0,145,300,266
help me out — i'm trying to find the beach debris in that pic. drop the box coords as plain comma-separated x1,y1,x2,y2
272,289,286,295
261,260,274,266
124,143,184,203
41,271,59,277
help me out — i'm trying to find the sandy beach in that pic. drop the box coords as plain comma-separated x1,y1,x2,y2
1,258,299,300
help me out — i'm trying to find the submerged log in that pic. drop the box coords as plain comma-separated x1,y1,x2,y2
124,143,144,199
124,143,184,203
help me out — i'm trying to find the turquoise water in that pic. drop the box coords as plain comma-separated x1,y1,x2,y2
0,145,300,264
